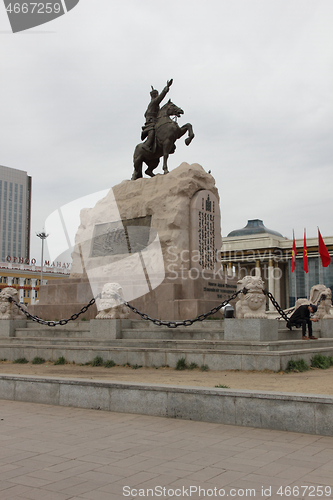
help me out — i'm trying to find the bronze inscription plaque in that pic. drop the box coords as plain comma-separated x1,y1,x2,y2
90,216,154,257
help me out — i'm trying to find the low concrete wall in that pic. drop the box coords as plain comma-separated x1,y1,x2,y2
0,374,332,436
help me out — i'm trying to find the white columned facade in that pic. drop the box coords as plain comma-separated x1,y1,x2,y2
268,258,275,311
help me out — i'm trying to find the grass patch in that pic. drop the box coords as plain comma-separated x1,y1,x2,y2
215,384,230,388
285,359,309,373
13,357,29,364
131,364,142,369
188,362,198,370
91,356,104,367
311,354,333,370
175,357,187,370
54,356,66,365
200,364,209,372
104,359,116,368
32,357,45,365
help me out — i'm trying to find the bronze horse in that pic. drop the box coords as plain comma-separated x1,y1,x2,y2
132,100,195,180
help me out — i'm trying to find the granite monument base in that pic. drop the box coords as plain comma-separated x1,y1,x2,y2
28,272,237,322
28,278,98,321
128,272,237,321
29,163,237,322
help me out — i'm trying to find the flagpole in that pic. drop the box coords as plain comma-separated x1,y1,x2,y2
304,228,309,299
292,230,297,306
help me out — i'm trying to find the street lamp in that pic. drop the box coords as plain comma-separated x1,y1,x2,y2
36,231,49,284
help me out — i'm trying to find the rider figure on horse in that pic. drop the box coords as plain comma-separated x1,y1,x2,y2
141,79,173,151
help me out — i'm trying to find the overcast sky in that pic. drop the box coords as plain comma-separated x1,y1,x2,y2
1,0,332,262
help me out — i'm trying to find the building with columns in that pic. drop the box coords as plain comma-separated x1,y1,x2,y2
220,219,333,310
0,261,70,306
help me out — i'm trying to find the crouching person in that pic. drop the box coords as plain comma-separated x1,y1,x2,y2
286,304,318,340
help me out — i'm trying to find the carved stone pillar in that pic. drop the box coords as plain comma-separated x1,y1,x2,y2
268,258,274,311
255,260,261,277
274,262,281,306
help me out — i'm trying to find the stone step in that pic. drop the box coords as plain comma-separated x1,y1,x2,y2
15,328,95,339
1,342,333,372
15,323,301,342
2,336,333,352
25,321,91,331
129,319,225,330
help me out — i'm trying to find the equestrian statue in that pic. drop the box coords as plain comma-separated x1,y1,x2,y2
132,79,195,180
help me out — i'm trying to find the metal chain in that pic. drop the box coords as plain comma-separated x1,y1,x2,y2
8,286,292,328
8,296,99,327
263,290,290,322
122,288,245,328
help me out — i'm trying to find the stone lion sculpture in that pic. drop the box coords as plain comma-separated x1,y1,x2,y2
95,283,130,319
294,284,333,320
0,287,26,320
235,276,267,319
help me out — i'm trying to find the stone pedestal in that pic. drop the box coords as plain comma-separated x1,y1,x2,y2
29,163,237,322
319,320,333,338
224,319,279,341
0,320,27,337
90,319,131,339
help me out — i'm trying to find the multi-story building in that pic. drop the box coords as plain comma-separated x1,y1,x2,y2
0,165,32,263
220,219,333,310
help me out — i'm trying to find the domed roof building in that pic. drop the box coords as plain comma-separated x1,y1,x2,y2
227,219,283,238
220,219,333,310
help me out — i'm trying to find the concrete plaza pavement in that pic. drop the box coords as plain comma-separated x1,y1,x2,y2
0,400,333,500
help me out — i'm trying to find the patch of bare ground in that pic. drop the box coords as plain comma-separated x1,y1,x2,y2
0,360,333,395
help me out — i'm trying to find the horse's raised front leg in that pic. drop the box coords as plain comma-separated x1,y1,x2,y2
178,123,195,146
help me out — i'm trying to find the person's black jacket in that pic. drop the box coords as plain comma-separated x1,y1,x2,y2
289,304,311,324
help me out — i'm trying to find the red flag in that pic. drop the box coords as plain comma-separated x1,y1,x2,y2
292,230,297,272
318,228,331,267
303,229,308,273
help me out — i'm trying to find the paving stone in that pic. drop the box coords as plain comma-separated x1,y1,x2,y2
1,399,333,499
